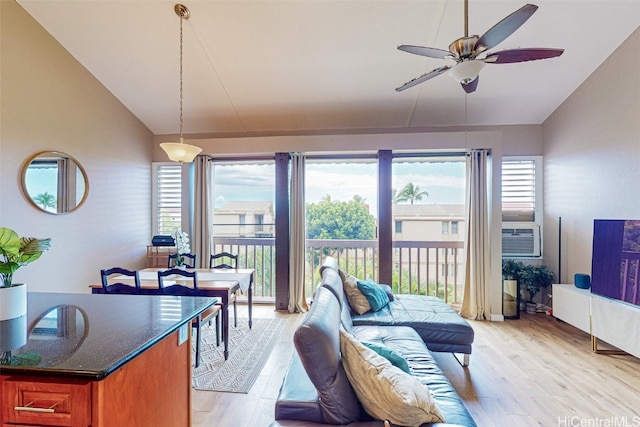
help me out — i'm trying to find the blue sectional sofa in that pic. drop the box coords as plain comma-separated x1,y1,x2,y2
271,257,476,427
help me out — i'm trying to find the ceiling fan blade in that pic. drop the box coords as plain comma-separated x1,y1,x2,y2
461,76,479,93
474,4,538,52
484,48,564,64
395,66,451,92
397,45,453,59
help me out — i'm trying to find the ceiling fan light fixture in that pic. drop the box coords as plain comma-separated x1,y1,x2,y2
160,3,202,163
448,60,485,84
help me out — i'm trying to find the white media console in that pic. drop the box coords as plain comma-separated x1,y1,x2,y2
552,284,640,358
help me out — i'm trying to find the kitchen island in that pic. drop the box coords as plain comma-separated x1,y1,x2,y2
0,292,217,427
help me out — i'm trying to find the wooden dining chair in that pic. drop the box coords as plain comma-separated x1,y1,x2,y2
210,252,239,328
167,253,197,269
209,252,238,269
100,267,141,294
157,268,221,367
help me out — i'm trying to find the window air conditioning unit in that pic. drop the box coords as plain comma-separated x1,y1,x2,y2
502,222,541,258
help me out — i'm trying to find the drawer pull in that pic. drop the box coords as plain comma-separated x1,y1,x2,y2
14,401,57,413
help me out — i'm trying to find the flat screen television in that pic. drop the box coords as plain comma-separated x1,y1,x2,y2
591,219,640,307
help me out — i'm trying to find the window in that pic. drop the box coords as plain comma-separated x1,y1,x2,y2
152,163,182,235
442,221,449,234
212,161,275,240
395,221,402,233
502,157,541,222
451,221,458,234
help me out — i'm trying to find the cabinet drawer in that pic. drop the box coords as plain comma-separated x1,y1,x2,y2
1,378,91,426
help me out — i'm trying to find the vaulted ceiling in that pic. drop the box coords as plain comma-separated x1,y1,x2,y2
17,0,640,136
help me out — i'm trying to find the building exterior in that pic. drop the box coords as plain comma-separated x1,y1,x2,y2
214,201,275,238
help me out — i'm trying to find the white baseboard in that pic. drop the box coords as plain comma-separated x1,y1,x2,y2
490,314,504,322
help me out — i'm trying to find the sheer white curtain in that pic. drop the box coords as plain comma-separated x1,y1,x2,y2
461,149,491,320
289,153,309,313
193,155,213,269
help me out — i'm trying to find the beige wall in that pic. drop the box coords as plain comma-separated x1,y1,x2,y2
0,1,154,293
543,28,640,284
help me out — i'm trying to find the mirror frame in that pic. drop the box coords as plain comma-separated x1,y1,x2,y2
20,151,89,215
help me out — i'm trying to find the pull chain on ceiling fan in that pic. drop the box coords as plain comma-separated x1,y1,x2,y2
395,0,564,93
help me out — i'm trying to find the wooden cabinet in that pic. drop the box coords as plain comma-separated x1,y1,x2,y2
1,328,191,427
1,378,91,426
146,245,176,268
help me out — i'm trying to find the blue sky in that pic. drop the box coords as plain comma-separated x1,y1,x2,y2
213,159,466,215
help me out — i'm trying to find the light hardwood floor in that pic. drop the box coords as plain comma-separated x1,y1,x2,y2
192,305,640,427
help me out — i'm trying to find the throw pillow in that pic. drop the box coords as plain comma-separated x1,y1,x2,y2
339,330,445,426
378,283,395,301
340,270,372,315
356,279,390,312
361,341,411,374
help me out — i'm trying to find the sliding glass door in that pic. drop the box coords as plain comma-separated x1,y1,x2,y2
391,156,466,303
304,158,378,296
211,160,276,301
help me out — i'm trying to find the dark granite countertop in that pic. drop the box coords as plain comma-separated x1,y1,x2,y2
0,292,217,379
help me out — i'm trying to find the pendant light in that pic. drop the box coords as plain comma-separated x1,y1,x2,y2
160,4,202,163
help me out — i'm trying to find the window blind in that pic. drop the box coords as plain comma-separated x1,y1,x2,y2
502,159,536,221
156,164,182,235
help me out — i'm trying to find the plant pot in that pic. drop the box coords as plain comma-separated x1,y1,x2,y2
526,302,537,314
0,283,27,321
0,313,27,351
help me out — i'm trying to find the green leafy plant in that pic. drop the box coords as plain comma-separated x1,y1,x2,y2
0,227,51,288
519,264,554,302
502,259,524,280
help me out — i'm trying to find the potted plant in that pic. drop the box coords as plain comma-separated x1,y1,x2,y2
502,260,524,317
518,264,554,313
0,227,51,320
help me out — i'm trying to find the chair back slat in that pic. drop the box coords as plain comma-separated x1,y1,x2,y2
158,268,199,295
210,252,238,269
100,267,141,294
168,253,197,268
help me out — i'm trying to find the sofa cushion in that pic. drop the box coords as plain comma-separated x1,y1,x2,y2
340,330,445,426
352,325,477,427
294,287,363,424
340,270,371,315
274,353,325,423
351,294,474,353
356,279,390,311
361,341,411,374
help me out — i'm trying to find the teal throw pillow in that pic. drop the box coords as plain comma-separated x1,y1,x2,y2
361,341,411,374
356,279,390,311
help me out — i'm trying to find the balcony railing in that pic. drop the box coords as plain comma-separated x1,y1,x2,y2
214,237,465,303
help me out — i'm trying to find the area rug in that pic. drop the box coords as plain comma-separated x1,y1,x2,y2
191,317,286,393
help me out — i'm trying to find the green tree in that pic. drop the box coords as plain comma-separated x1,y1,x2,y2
396,182,428,205
391,187,402,204
306,195,376,240
33,192,56,210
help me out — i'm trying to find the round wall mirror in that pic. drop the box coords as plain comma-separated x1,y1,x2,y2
21,151,89,214
24,305,89,367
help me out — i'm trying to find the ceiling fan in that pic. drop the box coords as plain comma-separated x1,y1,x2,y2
396,1,564,93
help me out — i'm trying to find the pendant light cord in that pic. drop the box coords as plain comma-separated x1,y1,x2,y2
179,9,184,140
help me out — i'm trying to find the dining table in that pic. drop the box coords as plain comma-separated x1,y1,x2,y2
91,267,254,361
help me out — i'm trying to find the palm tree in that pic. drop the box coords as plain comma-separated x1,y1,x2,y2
396,183,428,205
33,192,56,210
391,187,402,204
